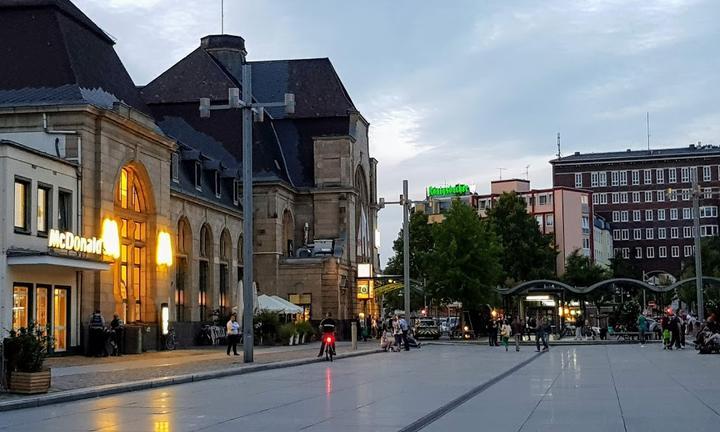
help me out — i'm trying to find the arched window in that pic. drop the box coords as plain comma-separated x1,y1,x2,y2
175,218,192,322
282,209,294,257
355,168,370,260
199,224,213,321
219,229,232,314
114,166,149,323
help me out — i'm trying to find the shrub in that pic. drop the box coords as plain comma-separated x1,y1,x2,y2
253,311,281,345
278,323,296,342
4,322,53,373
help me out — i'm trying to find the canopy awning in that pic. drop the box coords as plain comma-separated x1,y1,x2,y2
257,294,303,314
7,253,110,271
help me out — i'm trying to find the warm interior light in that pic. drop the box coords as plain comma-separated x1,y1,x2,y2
101,218,121,259
157,231,173,266
161,303,169,335
526,295,550,301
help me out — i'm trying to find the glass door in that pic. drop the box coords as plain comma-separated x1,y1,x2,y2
12,284,30,331
35,285,50,330
53,286,69,352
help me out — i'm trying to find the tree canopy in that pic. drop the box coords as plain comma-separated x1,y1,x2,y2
562,249,610,287
484,192,557,283
424,200,503,308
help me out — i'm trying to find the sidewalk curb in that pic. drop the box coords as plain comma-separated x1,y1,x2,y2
0,348,383,412
426,340,662,347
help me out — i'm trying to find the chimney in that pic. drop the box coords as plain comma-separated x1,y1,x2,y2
201,35,247,76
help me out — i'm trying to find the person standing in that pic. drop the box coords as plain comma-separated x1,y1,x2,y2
575,315,584,341
669,312,682,350
110,313,124,356
500,320,512,351
399,315,410,351
88,309,106,357
535,315,549,352
488,319,498,347
226,313,240,356
511,317,524,352
392,315,402,350
637,313,647,345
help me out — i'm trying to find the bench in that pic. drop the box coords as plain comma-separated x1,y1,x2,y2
613,332,658,341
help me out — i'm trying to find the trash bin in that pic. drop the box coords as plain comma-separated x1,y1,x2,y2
123,325,143,354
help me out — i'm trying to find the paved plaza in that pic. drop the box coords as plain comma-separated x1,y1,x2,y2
1,344,718,431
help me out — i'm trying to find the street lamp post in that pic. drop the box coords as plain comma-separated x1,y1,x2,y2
690,172,705,322
379,180,413,319
200,64,295,363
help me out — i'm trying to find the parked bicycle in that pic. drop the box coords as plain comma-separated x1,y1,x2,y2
164,327,177,351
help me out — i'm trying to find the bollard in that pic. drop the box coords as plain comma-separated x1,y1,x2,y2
351,322,358,350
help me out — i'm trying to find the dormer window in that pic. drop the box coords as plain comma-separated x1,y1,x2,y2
194,161,202,191
171,153,179,183
233,180,240,205
214,171,221,198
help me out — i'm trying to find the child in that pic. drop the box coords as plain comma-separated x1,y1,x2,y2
380,329,395,352
662,327,671,349
500,320,512,351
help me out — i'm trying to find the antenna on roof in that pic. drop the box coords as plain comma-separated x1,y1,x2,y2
497,168,506,180
556,132,561,158
525,165,530,180
221,0,225,34
646,112,651,151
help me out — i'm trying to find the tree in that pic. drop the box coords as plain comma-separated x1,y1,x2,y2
562,249,610,287
679,236,720,315
609,253,643,280
485,192,557,283
424,200,503,308
384,211,433,279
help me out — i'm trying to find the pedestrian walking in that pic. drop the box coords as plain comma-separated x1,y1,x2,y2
511,317,524,352
535,315,549,352
226,312,240,356
88,309,106,357
399,315,410,351
637,313,647,345
500,320,512,351
670,313,682,350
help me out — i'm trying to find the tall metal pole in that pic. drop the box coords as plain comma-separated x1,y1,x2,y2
242,64,255,362
691,172,704,321
403,180,410,319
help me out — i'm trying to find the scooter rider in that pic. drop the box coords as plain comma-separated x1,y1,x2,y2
317,312,336,357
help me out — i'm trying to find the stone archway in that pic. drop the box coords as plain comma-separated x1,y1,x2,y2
175,217,192,322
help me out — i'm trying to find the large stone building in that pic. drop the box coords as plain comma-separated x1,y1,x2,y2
141,34,380,332
552,145,720,275
0,0,378,351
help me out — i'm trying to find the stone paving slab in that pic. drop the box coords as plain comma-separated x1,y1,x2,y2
0,341,379,409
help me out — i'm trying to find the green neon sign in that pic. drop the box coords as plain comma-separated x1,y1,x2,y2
427,184,470,197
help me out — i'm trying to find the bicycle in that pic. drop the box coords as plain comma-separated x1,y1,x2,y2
164,327,177,351
324,334,335,362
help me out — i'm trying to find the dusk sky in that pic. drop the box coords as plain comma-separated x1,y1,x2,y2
76,0,720,267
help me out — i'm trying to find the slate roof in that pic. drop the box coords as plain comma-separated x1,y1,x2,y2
141,35,357,189
551,145,720,164
0,0,148,113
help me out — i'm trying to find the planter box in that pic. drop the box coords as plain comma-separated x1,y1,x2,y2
10,369,51,394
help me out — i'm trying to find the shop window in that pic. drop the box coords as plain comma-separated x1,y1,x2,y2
58,189,72,232
35,285,49,330
176,256,187,322
12,284,30,331
37,185,51,235
14,178,30,233
289,293,312,321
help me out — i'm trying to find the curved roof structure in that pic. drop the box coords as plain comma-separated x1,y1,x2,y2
498,277,720,296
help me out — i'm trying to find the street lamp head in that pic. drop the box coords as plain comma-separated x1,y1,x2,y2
199,98,211,118
228,87,241,108
284,93,295,115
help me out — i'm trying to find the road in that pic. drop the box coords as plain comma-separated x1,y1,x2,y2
1,344,718,431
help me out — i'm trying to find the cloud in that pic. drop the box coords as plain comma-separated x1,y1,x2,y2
367,98,434,167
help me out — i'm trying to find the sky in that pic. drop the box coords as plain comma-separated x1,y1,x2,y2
75,0,720,267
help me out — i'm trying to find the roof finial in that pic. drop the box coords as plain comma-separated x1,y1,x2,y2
556,132,562,158
221,0,224,34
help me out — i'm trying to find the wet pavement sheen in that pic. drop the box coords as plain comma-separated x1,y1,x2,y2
1,344,718,431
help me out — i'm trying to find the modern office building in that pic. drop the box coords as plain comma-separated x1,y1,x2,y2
551,144,720,275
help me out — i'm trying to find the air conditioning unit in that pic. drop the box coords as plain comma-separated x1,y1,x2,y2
295,247,313,258
312,239,334,255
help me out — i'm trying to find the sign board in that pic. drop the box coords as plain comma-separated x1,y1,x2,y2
48,229,103,256
427,184,470,197
357,263,372,278
357,280,374,300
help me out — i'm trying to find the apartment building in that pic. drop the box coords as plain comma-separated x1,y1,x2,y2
551,144,720,275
